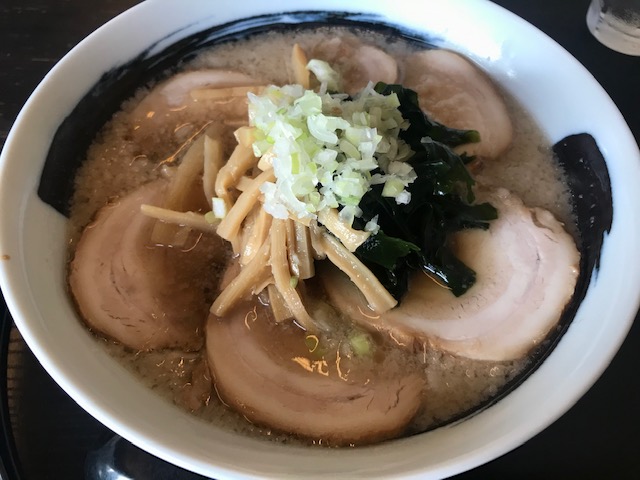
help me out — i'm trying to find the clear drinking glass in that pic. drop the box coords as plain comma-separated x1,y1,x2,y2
587,0,640,55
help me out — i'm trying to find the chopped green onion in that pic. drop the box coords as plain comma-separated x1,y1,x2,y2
382,177,405,198
248,78,416,222
306,59,342,92
204,211,218,224
350,332,373,357
211,197,228,219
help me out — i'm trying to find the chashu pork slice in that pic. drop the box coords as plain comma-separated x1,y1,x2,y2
206,300,424,445
69,180,224,351
130,69,261,141
321,188,580,361
402,49,513,160
133,69,258,116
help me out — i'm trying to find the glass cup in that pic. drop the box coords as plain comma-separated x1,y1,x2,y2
586,0,640,55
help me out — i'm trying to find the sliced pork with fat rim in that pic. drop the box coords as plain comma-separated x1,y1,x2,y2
69,180,225,351
402,49,514,160
132,69,258,115
321,187,580,361
206,300,424,445
130,69,261,141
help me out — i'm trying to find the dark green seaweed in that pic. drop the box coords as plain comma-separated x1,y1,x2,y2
351,83,497,300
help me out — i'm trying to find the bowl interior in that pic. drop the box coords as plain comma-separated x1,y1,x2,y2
1,1,640,478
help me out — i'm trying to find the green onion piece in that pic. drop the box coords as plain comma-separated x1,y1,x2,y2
211,197,228,219
350,332,373,357
204,211,217,224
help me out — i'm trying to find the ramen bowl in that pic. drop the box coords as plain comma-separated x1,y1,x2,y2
1,0,639,478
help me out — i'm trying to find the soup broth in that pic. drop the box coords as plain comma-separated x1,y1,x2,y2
67,26,575,446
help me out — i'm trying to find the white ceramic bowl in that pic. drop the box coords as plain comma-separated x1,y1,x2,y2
1,0,640,478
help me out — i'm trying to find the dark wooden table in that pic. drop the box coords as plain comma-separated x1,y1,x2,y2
1,1,639,478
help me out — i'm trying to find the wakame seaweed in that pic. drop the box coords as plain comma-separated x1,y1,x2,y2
352,83,497,300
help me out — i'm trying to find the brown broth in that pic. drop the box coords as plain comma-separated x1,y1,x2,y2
67,26,575,446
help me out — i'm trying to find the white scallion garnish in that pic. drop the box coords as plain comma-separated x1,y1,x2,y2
248,77,416,224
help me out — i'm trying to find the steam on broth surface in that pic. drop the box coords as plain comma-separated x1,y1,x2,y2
67,26,578,446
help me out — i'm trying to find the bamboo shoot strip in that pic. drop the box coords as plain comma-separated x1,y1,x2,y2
318,228,397,313
151,135,206,246
270,219,318,332
215,141,257,202
216,168,275,241
140,204,218,232
292,44,310,89
294,222,315,279
268,284,294,323
317,208,370,252
241,205,272,266
190,85,265,101
211,238,272,317
203,135,224,207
